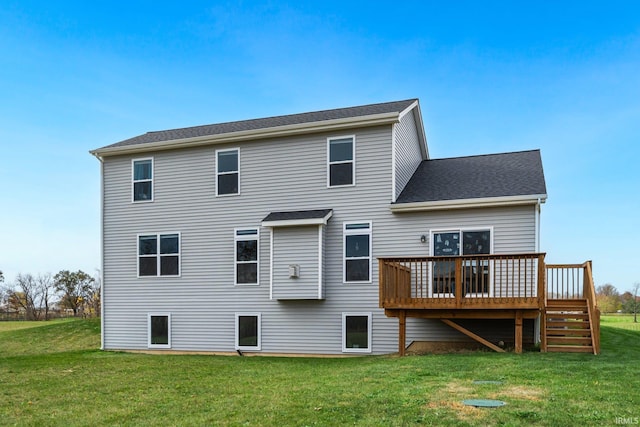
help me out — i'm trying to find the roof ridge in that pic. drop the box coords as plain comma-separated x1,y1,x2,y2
143,98,418,136
428,149,540,162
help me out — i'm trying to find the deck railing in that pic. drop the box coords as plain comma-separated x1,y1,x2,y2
546,263,586,299
546,261,600,353
379,253,546,310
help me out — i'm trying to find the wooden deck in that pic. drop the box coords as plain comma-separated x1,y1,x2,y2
378,254,599,355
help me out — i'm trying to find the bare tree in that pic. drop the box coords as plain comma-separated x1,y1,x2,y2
12,274,40,320
597,283,619,297
633,282,640,323
35,273,56,321
54,270,95,317
0,271,5,307
84,270,102,318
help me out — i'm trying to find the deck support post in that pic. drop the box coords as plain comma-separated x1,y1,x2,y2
398,310,406,356
515,310,523,354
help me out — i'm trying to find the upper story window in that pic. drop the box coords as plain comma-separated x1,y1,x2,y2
216,148,240,196
235,229,259,285
138,233,180,277
328,136,355,187
343,222,372,283
132,158,153,202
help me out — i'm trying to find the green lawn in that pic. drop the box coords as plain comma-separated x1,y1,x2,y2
601,313,640,331
1,319,638,426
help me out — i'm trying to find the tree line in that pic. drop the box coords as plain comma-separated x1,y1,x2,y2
597,282,640,321
0,269,100,321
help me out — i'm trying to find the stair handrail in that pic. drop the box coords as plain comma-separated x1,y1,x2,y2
583,261,600,354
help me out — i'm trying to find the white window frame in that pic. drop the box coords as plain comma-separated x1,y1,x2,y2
147,313,171,349
234,228,259,286
327,135,356,188
216,148,240,196
343,221,372,283
132,157,154,203
235,313,262,351
429,227,494,297
137,232,181,278
342,312,372,353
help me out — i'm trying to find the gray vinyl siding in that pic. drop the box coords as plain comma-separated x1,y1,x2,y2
393,110,423,201
101,118,538,354
271,226,322,300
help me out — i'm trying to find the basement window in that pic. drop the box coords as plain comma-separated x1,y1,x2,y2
236,313,261,350
148,314,171,348
342,313,371,353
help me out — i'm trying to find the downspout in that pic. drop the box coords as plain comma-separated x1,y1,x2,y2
91,151,105,350
535,197,541,252
391,123,397,202
534,197,542,344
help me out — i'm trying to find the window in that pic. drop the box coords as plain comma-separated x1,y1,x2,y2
235,313,261,350
133,158,153,202
328,136,355,187
148,314,171,348
342,313,371,353
216,148,239,195
343,222,372,283
235,229,259,285
431,229,492,295
138,233,180,277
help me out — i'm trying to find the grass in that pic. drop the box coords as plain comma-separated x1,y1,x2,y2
1,319,639,426
601,313,640,331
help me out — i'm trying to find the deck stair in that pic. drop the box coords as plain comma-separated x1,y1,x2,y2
544,299,595,354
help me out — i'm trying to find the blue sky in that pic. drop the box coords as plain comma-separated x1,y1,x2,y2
0,1,638,292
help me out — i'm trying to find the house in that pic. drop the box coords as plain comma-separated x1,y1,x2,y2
90,99,599,355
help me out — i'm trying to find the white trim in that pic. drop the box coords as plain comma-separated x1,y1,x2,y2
261,211,333,228
137,232,181,278
397,100,428,160
148,313,171,349
410,103,429,160
215,148,240,197
99,157,105,350
91,112,400,157
132,157,154,203
390,194,548,212
391,123,397,202
398,99,419,120
535,199,541,253
342,312,372,353
235,312,262,351
343,221,373,284
269,228,274,300
234,228,259,286
318,225,323,299
327,135,356,188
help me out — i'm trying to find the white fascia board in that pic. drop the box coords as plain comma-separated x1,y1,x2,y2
398,100,428,160
262,211,333,228
390,194,548,212
90,112,400,158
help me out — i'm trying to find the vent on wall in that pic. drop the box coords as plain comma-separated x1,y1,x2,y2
288,264,300,278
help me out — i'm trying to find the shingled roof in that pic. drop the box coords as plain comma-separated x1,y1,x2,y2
97,99,418,151
395,150,547,205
